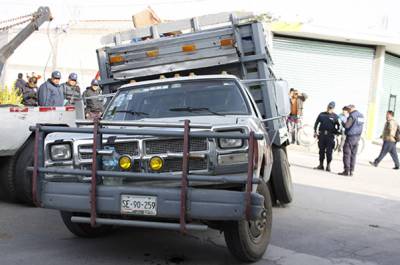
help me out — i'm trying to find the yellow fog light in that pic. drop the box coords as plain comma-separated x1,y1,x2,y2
119,155,132,170
149,156,163,171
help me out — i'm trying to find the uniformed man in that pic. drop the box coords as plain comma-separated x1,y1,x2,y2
38,70,64,106
339,104,364,176
313,101,340,172
61,73,81,105
83,79,104,120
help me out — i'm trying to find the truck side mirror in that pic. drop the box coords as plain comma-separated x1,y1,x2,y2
273,79,290,117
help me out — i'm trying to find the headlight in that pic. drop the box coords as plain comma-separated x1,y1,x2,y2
50,144,72,161
218,138,244,149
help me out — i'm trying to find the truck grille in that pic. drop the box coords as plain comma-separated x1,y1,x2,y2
144,138,208,155
79,141,139,160
159,158,208,173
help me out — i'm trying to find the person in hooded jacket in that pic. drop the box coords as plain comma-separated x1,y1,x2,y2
21,76,38,106
38,71,64,106
14,73,26,95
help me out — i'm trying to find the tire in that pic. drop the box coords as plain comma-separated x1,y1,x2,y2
223,180,272,262
0,156,17,202
14,138,35,204
60,211,115,238
271,146,293,204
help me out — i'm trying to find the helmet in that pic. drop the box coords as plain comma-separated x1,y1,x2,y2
68,73,78,81
328,101,335,109
91,79,99,86
51,70,61,79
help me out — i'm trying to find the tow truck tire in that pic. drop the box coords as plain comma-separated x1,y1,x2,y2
14,138,35,204
0,156,17,202
60,211,114,238
223,180,272,262
271,146,293,204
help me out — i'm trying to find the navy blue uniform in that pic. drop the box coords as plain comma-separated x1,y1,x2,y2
314,112,340,166
342,110,364,174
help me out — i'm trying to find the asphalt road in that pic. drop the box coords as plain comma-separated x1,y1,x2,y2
0,146,399,265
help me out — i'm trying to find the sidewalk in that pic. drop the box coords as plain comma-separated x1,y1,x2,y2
287,141,400,201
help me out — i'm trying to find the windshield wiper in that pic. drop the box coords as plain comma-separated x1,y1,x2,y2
169,107,224,116
115,110,149,116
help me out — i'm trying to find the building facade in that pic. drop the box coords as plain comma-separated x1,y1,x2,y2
271,32,400,139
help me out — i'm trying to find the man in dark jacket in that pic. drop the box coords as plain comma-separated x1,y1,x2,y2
15,73,26,94
38,71,64,106
83,79,104,119
314,101,340,172
61,73,81,105
339,105,364,176
22,76,38,106
369,111,399,169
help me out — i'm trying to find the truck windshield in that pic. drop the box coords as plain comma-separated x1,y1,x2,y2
103,79,250,120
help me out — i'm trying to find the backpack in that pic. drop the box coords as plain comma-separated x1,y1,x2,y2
395,125,400,142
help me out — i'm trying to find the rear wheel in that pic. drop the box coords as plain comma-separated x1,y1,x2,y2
15,138,35,204
223,180,272,262
60,211,115,238
271,146,293,204
0,156,17,202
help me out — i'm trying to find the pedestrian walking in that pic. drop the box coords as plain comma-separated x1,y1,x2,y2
14,73,26,94
338,104,364,176
21,76,38,106
313,101,340,172
61,73,81,105
369,111,399,169
83,79,104,119
288,88,308,144
38,71,64,106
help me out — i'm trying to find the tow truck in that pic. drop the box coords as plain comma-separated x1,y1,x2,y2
0,7,81,203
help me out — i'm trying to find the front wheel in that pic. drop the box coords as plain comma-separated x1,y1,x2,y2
60,211,115,238
223,180,272,262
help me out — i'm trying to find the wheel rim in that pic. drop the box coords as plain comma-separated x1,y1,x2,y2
247,197,269,243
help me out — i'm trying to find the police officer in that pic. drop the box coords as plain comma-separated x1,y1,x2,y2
61,73,81,105
314,101,340,172
339,104,364,176
38,70,64,106
83,79,104,120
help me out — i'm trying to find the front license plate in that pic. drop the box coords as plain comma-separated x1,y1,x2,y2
120,195,157,216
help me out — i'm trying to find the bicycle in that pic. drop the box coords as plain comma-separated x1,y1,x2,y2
296,124,317,147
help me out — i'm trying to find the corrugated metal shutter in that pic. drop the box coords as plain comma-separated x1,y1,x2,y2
272,36,374,126
376,54,400,137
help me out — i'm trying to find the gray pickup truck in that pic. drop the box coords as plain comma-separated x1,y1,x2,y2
30,13,293,262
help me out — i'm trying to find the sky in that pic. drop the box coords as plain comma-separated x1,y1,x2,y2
2,0,400,35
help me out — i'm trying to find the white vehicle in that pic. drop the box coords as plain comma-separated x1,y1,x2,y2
0,106,77,202
0,7,84,203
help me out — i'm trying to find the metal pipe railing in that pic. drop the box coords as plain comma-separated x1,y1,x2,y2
29,167,261,184
31,118,263,232
29,125,263,140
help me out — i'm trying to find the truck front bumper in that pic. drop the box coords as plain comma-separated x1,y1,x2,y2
42,181,265,221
